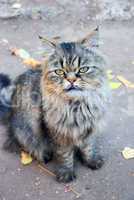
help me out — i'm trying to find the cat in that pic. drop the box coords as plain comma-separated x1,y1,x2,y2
0,27,110,182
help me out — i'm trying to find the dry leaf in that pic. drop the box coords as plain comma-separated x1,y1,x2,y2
10,48,41,69
21,151,33,165
11,48,30,59
122,147,134,159
11,48,19,55
109,81,122,89
117,75,134,88
107,70,114,80
23,58,41,68
128,172,134,176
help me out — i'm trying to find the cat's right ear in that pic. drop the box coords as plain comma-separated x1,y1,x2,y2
39,35,57,48
77,26,99,48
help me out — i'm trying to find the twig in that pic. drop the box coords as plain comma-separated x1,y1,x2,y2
38,164,56,177
37,163,81,198
117,75,134,88
69,187,81,198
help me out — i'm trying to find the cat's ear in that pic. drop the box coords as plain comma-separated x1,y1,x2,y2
78,26,99,48
39,35,58,48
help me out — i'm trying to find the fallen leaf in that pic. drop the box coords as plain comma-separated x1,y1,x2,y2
10,48,41,69
23,58,41,68
128,172,134,176
109,81,122,89
107,70,114,80
11,48,30,59
117,75,134,88
11,48,18,55
21,151,33,165
122,147,134,159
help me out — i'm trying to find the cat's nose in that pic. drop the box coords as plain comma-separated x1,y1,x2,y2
67,77,77,84
66,73,77,84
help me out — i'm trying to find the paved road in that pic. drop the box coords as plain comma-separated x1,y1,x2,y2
0,10,134,200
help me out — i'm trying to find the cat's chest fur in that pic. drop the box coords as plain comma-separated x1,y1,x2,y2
42,94,105,145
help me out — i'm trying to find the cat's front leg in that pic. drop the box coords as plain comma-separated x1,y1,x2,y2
78,137,104,170
55,145,76,183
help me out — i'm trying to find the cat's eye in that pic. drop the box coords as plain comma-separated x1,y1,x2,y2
55,69,65,76
79,67,89,73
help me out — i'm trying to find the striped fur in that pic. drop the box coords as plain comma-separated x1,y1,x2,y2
3,40,110,182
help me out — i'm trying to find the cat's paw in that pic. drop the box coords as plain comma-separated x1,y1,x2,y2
86,155,104,170
56,167,76,183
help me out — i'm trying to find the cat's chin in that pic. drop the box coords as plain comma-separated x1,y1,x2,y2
64,88,82,92
64,89,84,99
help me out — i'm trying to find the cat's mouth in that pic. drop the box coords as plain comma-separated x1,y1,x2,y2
64,84,82,92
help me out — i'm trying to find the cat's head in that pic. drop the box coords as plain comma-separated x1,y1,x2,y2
41,27,107,100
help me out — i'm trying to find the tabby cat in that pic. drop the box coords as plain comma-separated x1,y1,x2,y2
0,27,110,182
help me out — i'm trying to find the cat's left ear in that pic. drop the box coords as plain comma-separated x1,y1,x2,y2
39,35,59,48
78,26,99,48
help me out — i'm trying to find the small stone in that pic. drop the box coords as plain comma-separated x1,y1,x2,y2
11,171,15,175
39,190,45,196
85,186,90,190
1,39,9,44
0,193,6,200
12,3,21,9
0,167,7,174
25,193,30,197
17,168,22,172
35,181,40,186
35,177,40,181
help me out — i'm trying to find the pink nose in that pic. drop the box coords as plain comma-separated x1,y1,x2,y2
67,77,76,84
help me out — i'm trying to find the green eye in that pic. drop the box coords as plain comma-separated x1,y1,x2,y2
79,67,89,73
55,69,65,75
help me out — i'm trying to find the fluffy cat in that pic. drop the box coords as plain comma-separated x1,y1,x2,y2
0,28,110,182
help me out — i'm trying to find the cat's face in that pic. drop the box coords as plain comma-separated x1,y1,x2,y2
42,33,106,100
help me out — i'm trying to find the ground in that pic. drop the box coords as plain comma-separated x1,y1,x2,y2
0,1,134,200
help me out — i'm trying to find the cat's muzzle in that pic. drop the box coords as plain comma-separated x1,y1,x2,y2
64,84,82,92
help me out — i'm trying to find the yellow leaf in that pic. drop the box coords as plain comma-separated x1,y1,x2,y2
117,75,134,88
23,58,41,69
21,151,33,165
19,49,30,59
11,48,19,56
109,81,122,89
122,147,134,159
11,48,30,59
106,70,114,80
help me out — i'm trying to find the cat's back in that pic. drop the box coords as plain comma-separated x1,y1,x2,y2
11,69,42,112
15,69,42,88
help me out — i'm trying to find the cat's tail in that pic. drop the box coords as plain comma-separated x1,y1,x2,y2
0,73,14,121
